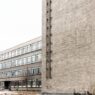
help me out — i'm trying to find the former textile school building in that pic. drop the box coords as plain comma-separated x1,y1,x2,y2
0,37,42,91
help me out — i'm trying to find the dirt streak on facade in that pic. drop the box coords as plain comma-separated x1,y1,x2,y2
0,37,42,91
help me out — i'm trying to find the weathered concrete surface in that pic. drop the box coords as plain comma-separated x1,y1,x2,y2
0,91,41,95
42,0,95,94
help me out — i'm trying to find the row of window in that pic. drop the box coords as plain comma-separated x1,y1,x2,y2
10,79,41,88
0,52,42,69
0,41,42,60
0,67,41,78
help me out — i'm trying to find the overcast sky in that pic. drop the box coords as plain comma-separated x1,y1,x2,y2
0,0,42,51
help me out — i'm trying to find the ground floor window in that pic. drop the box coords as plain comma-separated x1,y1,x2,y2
18,81,22,88
36,79,41,87
2,79,41,89
23,79,36,88
22,80,27,87
27,80,32,87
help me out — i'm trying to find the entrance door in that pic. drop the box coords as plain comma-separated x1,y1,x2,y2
4,81,11,89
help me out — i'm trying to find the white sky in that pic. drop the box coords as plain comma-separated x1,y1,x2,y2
0,0,42,51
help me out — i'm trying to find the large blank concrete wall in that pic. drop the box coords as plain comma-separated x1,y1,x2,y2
42,0,95,94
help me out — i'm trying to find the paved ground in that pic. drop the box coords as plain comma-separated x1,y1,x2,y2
0,91,41,95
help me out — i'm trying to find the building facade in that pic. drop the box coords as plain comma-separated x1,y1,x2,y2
0,37,42,91
42,0,95,95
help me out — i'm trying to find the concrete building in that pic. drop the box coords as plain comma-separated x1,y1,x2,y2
42,0,95,94
0,37,42,91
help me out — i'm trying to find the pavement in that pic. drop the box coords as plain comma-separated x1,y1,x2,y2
0,90,41,95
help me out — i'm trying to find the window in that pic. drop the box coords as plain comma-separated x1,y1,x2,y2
35,54,38,62
18,59,22,66
23,58,27,65
38,53,42,61
4,54,6,59
32,79,36,87
27,45,31,52
35,53,42,62
18,70,22,76
7,52,9,58
2,63,6,69
27,80,31,87
31,68,35,75
1,73,3,78
38,67,41,74
0,56,2,60
23,46,27,53
0,64,1,69
15,59,18,66
37,41,42,49
1,55,3,60
31,55,35,63
9,61,12,68
2,54,4,60
12,51,15,57
12,71,15,77
27,56,31,64
3,72,6,78
5,53,8,59
6,61,10,68
23,69,27,76
9,52,12,58
11,60,15,67
22,80,26,87
3,54,5,59
20,48,24,54
19,81,22,87
7,71,12,77
15,70,19,76
17,49,20,55
31,43,36,51
19,48,22,55
0,73,2,78
15,50,18,56
14,81,19,87
34,68,39,75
